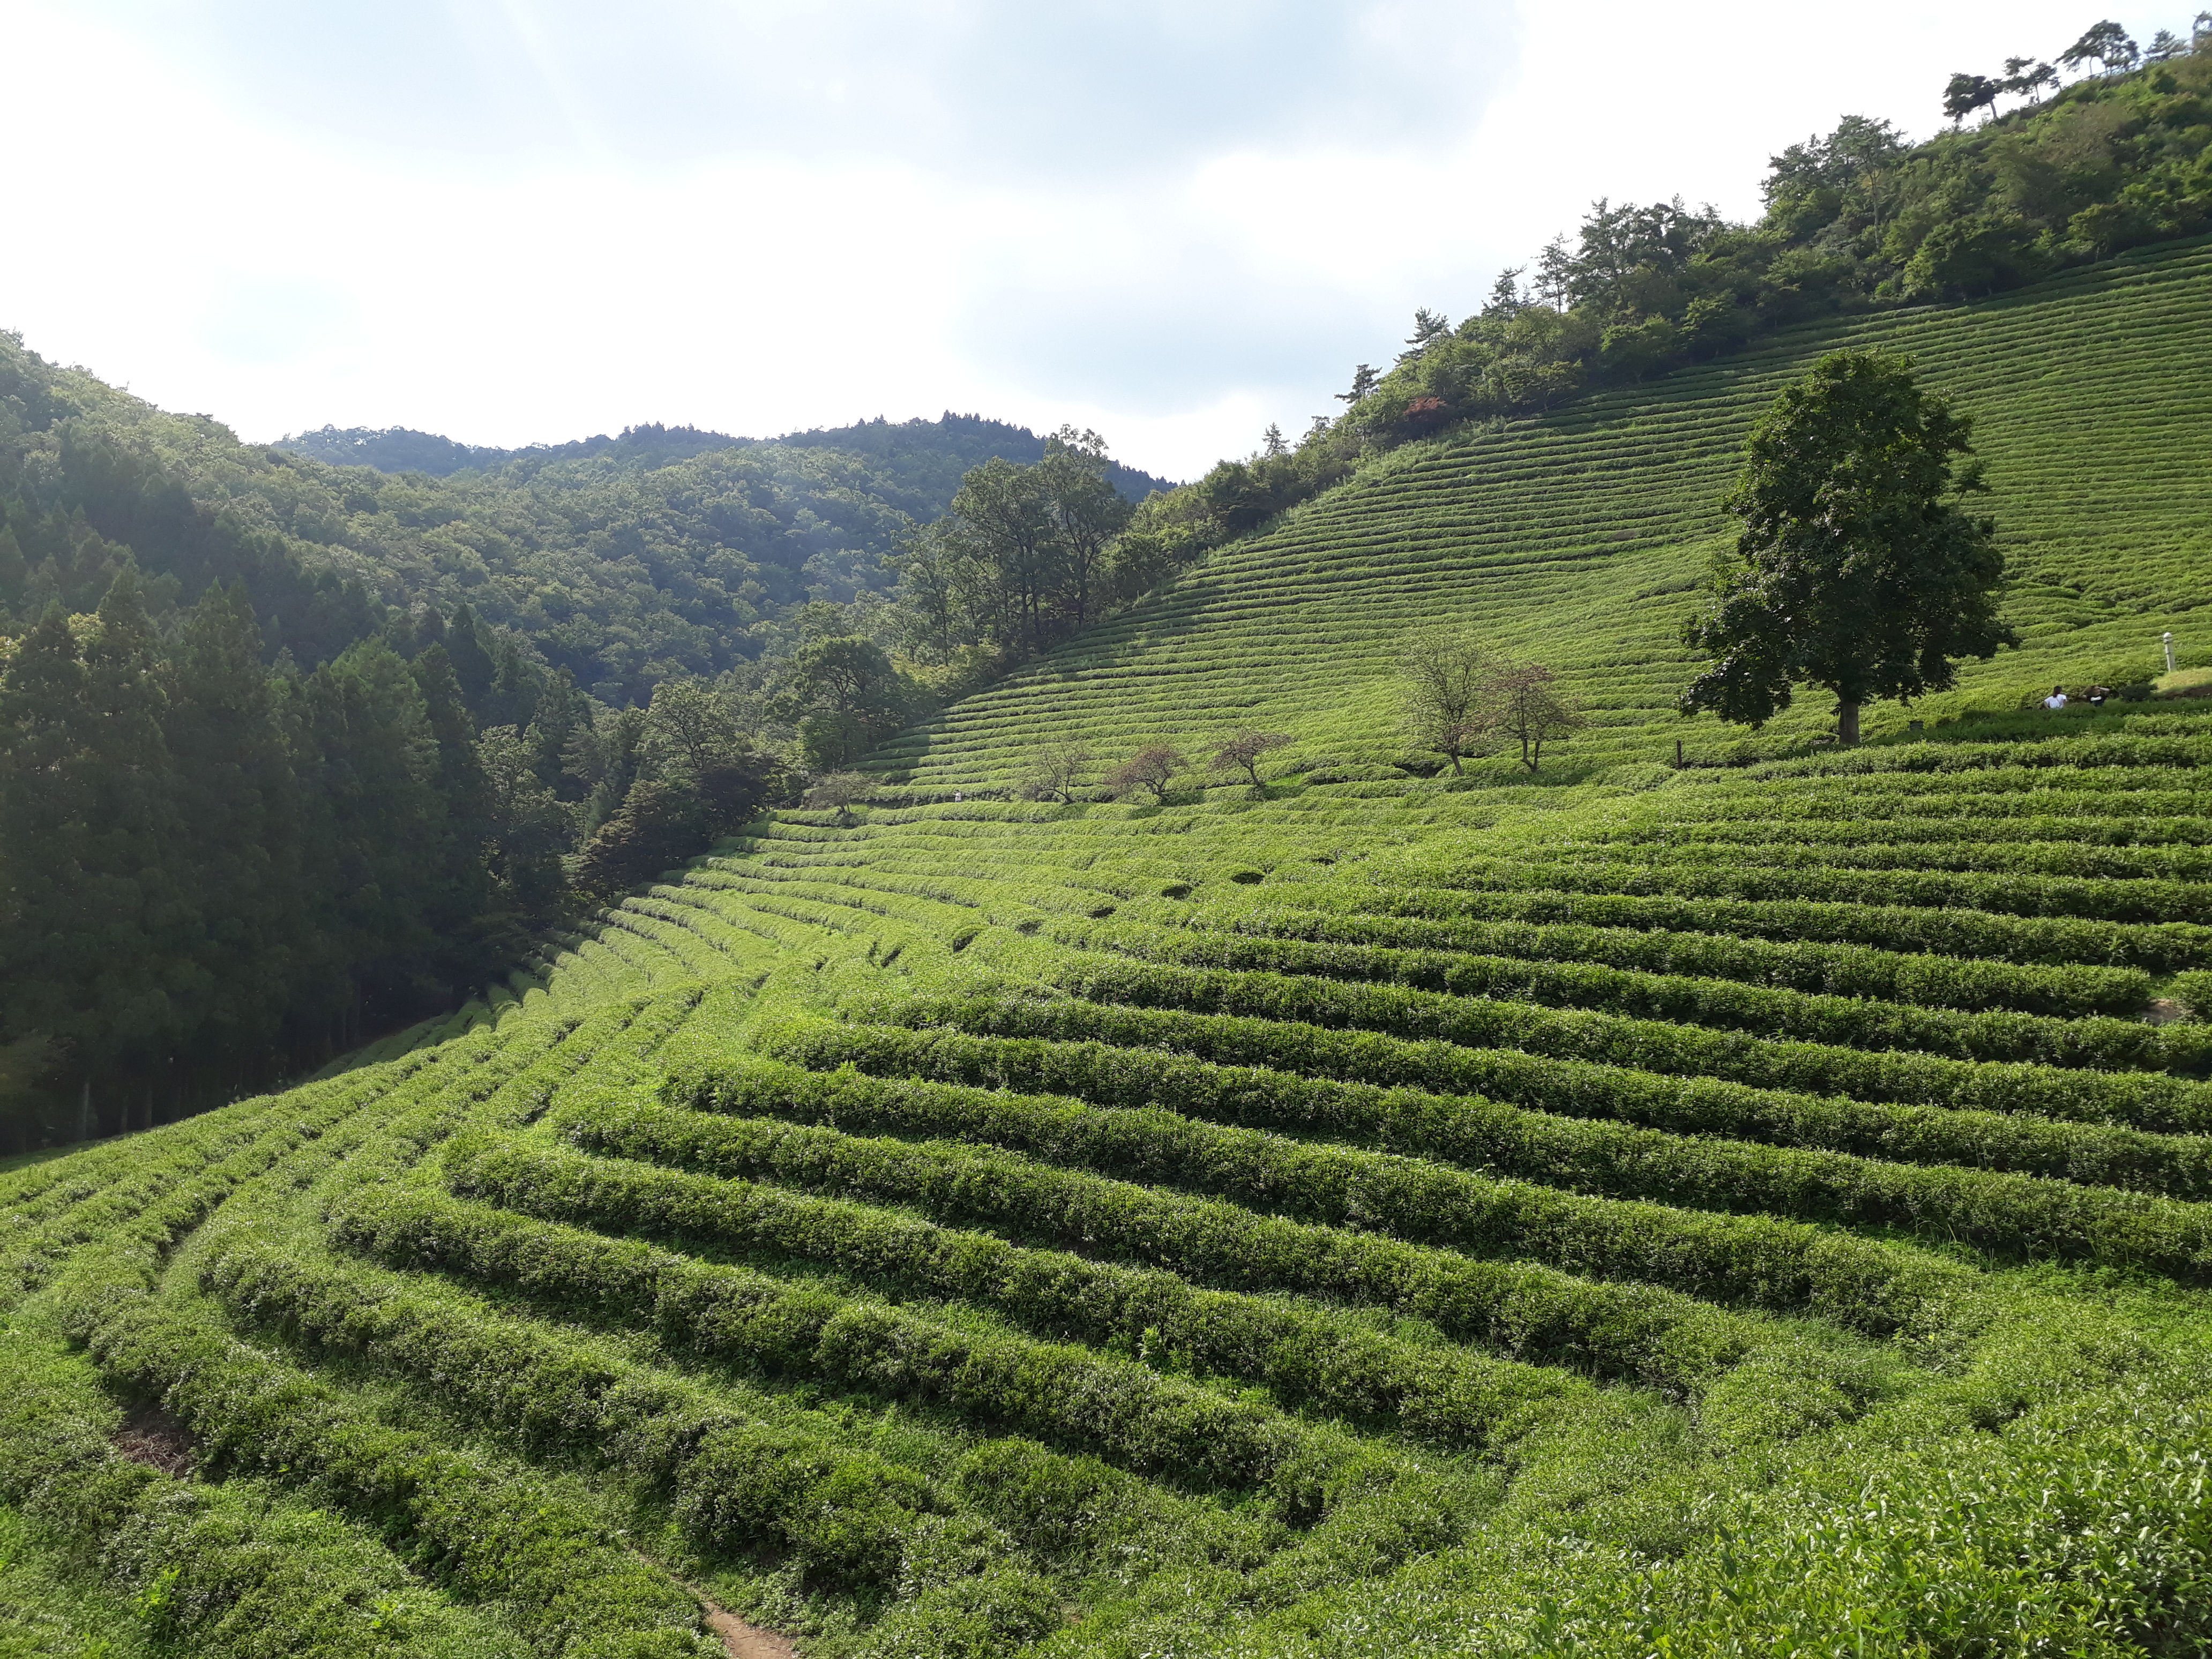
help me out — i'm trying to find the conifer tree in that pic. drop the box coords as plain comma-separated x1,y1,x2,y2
162,580,302,1075
0,606,96,1064
526,667,596,797
443,602,498,709
302,639,447,1037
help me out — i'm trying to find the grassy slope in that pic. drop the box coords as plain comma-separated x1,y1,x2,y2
11,240,2212,1658
870,234,2212,783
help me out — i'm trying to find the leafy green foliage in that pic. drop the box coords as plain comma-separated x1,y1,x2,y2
1682,349,2015,739
767,629,921,770
891,429,1142,662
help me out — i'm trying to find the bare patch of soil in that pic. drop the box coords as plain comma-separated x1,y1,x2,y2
700,1601,799,1659
113,1403,193,1476
675,1579,798,1659
2146,997,2187,1026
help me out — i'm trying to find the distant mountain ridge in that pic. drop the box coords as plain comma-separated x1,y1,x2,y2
278,412,1178,511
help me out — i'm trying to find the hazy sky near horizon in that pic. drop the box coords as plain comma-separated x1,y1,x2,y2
2,1,2178,479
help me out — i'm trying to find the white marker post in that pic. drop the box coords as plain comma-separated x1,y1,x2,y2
2166,632,2177,674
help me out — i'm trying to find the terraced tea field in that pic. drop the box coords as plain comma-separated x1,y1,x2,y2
866,234,2212,784
12,239,2212,1658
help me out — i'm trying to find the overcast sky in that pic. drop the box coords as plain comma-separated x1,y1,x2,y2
1,1,2179,479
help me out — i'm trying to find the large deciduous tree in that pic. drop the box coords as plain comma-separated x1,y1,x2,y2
896,430,1138,659
769,632,916,769
1037,428,1135,632
1679,350,2015,746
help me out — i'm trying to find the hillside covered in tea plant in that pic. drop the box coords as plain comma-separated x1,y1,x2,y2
8,209,2212,1658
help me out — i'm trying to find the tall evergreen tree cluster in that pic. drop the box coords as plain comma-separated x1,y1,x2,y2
1,573,502,1139
0,571,784,1147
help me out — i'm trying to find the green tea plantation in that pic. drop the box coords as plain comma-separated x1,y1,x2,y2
9,236,2212,1659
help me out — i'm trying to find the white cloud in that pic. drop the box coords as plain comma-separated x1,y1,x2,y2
0,1,2181,479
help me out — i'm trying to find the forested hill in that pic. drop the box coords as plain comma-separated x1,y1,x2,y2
772,413,1177,507
279,414,1175,510
0,350,1167,708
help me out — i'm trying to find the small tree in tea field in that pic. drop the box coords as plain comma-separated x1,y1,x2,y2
804,771,872,826
1212,730,1293,789
1018,741,1093,803
1399,628,1493,774
1105,745,1184,803
1482,663,1586,770
1679,349,2015,746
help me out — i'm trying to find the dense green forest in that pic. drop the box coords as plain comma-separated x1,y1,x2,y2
0,364,1167,705
281,412,1174,505
0,350,1158,1138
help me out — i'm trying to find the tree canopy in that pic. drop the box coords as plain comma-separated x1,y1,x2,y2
1679,349,2016,745
891,428,1140,662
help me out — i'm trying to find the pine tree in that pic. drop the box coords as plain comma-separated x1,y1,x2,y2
0,606,96,1057
443,603,497,709
408,642,497,965
162,581,303,1081
0,567,186,1126
527,667,595,798
302,639,446,1041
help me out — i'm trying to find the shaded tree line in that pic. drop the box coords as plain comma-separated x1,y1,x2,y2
0,573,797,1150
890,430,1156,663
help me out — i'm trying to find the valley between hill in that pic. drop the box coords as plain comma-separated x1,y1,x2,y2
9,237,2212,1658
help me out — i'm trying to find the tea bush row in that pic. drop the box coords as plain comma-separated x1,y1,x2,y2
67,1285,707,1659
1422,851,2212,926
0,1050,478,1311
1596,812,2212,850
197,1225,973,1590
1162,900,2151,1017
850,985,2212,1140
445,1129,1596,1452
778,1018,2212,1199
1746,735,2212,778
619,1073,1915,1361
1050,958,2211,1125
1054,916,2200,1071
1553,833,2212,885
0,1307,530,1659
1630,785,2212,824
1295,881,2212,970
692,1047,2212,1288
330,1184,1315,1491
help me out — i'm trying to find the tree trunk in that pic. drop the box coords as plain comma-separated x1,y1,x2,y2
1838,700,1862,746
